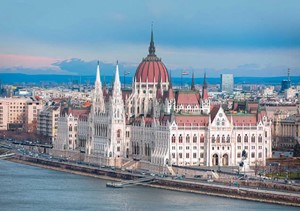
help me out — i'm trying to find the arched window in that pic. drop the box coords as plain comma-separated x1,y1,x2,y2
186,134,190,143
251,152,255,158
117,129,121,138
200,134,204,143
258,134,262,143
244,134,248,143
179,134,183,143
251,134,255,143
172,134,176,143
237,134,241,142
211,135,215,143
226,135,230,143
222,135,225,143
216,135,220,143
69,125,72,132
193,135,197,143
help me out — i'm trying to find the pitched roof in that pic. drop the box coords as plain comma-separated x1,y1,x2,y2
175,115,209,126
176,91,200,105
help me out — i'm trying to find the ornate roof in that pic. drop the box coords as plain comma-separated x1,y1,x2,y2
134,28,169,83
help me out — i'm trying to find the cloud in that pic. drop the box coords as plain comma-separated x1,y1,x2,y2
52,58,136,76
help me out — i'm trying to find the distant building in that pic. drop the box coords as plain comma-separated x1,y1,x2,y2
284,87,296,100
37,104,60,142
281,69,291,92
0,97,43,131
220,74,234,93
281,80,291,92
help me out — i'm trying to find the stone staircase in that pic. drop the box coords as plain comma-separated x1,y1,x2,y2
122,160,138,170
166,165,176,176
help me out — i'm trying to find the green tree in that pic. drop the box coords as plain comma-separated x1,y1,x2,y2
294,142,300,157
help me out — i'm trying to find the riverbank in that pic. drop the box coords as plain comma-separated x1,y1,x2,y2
8,156,300,207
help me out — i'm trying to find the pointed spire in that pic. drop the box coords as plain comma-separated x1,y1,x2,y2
203,72,207,89
191,72,195,91
103,75,106,87
202,73,208,100
95,61,101,86
169,71,173,89
113,60,121,97
148,23,156,56
168,72,174,101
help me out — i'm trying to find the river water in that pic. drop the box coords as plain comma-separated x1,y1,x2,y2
0,160,298,211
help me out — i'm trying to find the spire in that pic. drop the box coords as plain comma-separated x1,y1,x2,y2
95,61,101,87
203,72,207,89
148,23,156,56
93,61,105,113
168,72,174,100
113,60,121,97
191,72,195,91
202,73,208,100
169,71,173,89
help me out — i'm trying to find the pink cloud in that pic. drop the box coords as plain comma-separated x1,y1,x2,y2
0,54,60,69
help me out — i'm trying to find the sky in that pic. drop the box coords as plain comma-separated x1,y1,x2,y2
0,0,300,77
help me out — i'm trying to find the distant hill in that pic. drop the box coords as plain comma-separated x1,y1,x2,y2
0,73,299,86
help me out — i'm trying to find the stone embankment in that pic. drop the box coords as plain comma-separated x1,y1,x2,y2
9,155,300,207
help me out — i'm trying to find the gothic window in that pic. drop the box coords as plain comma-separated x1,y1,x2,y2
186,153,189,158
251,152,255,158
193,134,197,143
222,135,225,143
216,135,220,143
179,134,183,143
237,134,241,142
200,134,204,143
258,134,262,143
258,152,262,158
211,135,215,143
69,125,72,132
117,129,121,138
172,134,176,143
226,135,230,143
244,134,248,143
251,134,255,143
265,131,268,137
222,119,225,126
193,153,197,158
186,134,190,143
179,153,182,158
172,153,175,158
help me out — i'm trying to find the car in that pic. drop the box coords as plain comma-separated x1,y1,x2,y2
194,175,202,178
150,173,156,177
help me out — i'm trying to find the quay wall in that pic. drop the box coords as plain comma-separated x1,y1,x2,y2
10,155,300,207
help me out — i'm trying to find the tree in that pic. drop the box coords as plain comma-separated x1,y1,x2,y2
294,142,300,157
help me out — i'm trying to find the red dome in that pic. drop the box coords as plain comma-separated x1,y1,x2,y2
135,56,168,83
134,29,169,83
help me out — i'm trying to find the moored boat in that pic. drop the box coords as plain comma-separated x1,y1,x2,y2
106,182,123,188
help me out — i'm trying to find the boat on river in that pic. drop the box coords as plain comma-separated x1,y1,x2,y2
106,182,123,188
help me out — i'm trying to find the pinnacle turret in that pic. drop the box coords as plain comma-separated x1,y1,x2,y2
148,24,156,56
191,72,195,91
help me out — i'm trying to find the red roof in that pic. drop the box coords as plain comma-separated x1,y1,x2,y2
176,92,200,105
135,56,169,83
230,115,257,126
175,115,209,126
202,88,208,100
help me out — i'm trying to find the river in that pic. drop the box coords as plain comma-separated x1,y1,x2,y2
0,160,298,211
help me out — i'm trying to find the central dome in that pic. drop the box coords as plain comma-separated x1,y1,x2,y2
134,30,169,83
